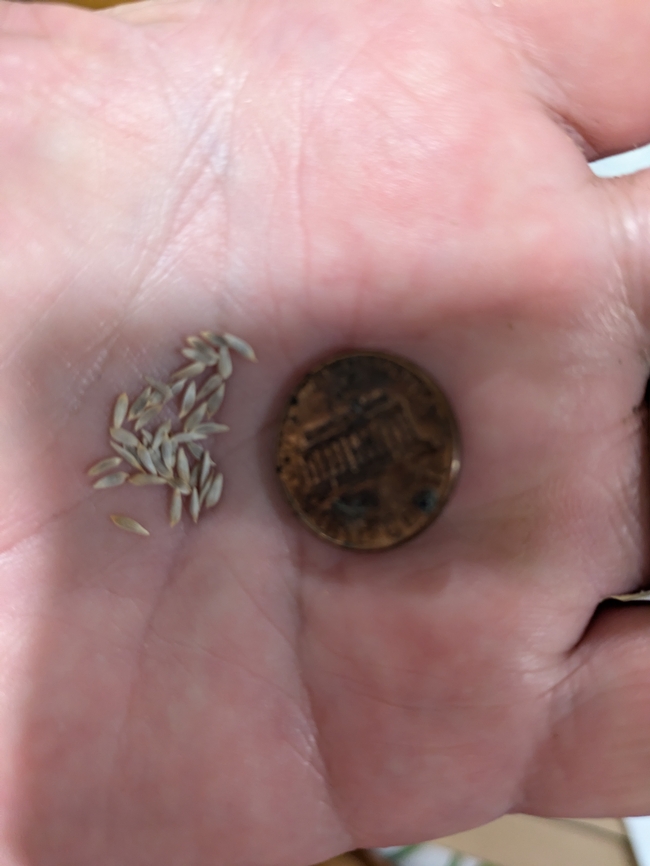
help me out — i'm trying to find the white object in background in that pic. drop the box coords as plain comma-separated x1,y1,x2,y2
611,590,650,602
624,817,650,866
590,142,650,177
378,844,482,866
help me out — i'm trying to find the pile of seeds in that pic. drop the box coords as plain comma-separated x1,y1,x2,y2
88,331,256,536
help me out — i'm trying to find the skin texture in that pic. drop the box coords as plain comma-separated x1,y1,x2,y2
1,0,650,863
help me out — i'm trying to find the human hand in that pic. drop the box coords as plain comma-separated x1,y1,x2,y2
1,1,650,864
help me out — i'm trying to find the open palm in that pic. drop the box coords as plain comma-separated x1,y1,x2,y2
2,0,650,863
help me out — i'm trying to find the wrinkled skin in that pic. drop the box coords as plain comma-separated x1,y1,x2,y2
1,0,650,863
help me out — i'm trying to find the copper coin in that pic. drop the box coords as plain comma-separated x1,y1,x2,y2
275,351,460,550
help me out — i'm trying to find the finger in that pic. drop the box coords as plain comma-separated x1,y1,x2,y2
489,0,650,158
595,166,650,331
518,604,650,817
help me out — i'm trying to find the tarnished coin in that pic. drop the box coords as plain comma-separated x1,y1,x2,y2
276,351,460,550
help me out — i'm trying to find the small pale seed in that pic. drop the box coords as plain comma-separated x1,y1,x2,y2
170,379,186,395
172,431,207,443
176,447,190,484
199,471,212,506
146,386,164,403
200,331,225,349
110,442,142,471
162,437,176,472
113,393,129,429
204,472,224,508
196,373,223,401
129,473,168,486
167,477,191,495
182,345,219,365
187,441,204,460
179,381,197,419
152,420,172,451
218,345,233,380
140,429,153,445
170,362,205,382
200,449,212,487
148,440,161,459
189,487,201,523
134,405,162,431
206,383,226,418
136,444,158,476
145,377,174,403
128,386,152,420
187,335,214,350
150,451,172,479
93,471,130,489
190,463,199,487
144,392,164,412
169,489,183,526
192,422,229,436
222,332,257,362
110,514,150,536
183,401,207,432
110,427,140,449
88,456,122,477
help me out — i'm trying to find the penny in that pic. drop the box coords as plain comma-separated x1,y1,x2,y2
275,351,460,550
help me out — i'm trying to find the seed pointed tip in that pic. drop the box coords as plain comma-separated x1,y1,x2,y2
169,488,183,527
190,488,201,523
93,471,129,489
87,456,122,477
222,332,257,362
110,514,150,536
205,472,224,508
